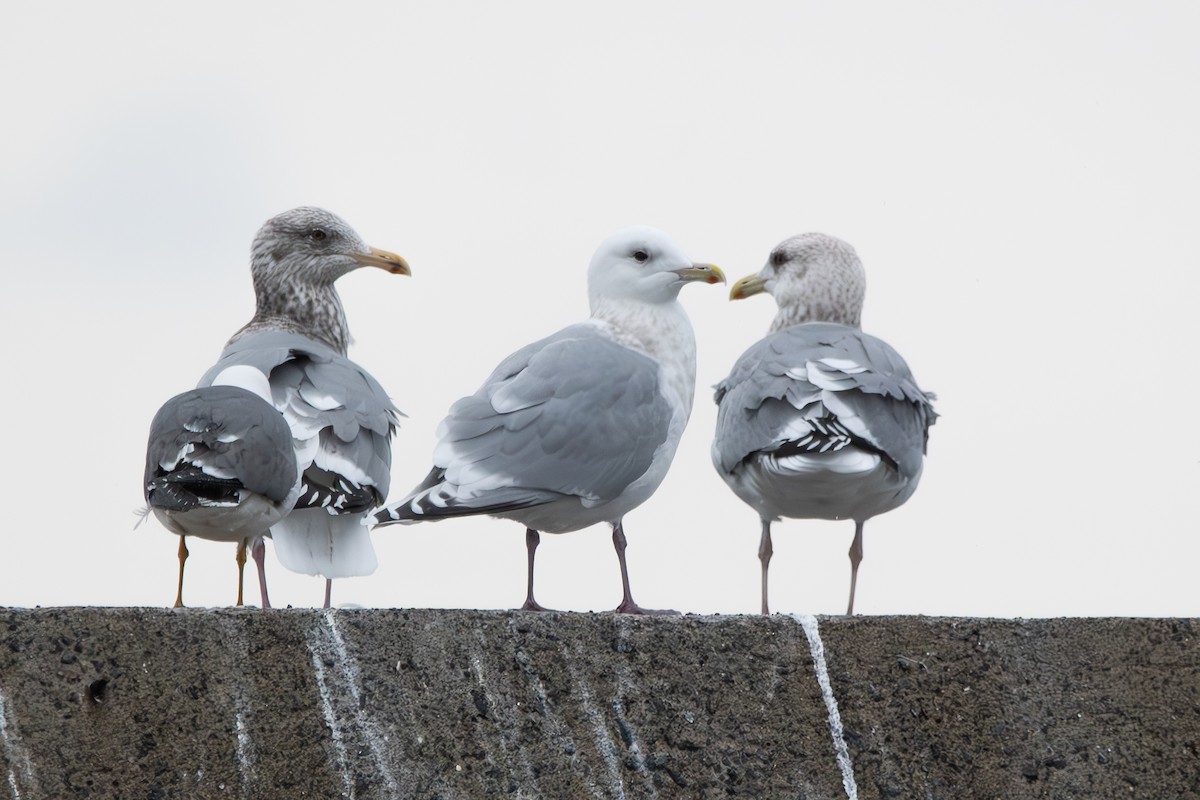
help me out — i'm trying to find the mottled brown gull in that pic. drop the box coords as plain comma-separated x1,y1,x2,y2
146,207,408,608
712,233,936,615
373,226,724,614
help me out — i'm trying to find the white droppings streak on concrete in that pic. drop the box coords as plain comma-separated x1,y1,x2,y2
0,684,35,800
505,619,602,800
610,698,656,798
468,645,538,798
217,616,255,799
308,647,356,800
466,653,506,780
320,610,400,798
610,617,657,798
234,710,252,799
792,614,859,800
562,646,627,800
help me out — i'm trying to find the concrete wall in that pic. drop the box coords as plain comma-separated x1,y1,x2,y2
0,609,1196,799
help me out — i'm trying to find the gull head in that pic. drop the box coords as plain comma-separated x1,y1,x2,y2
250,207,410,288
588,225,724,308
729,232,865,330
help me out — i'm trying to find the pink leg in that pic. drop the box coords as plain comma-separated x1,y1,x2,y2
520,528,553,611
612,522,678,615
324,578,332,610
235,540,248,606
759,519,773,616
252,537,271,609
846,520,865,616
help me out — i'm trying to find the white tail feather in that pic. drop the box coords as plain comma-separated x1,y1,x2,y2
270,509,378,578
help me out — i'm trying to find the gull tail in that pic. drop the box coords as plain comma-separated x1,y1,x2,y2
371,468,557,528
270,509,378,579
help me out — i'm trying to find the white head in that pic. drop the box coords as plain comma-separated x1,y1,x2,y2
587,225,725,310
729,232,865,331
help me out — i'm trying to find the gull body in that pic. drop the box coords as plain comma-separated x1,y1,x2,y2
146,207,408,607
144,365,301,606
375,226,724,613
712,233,936,615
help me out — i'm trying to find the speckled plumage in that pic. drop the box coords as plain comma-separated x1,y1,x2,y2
758,234,865,331
217,208,408,603
145,207,408,608
714,233,936,615
235,207,407,355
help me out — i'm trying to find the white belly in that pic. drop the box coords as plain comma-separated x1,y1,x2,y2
727,447,920,523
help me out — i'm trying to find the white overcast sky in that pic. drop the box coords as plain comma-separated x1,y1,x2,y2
2,2,1197,617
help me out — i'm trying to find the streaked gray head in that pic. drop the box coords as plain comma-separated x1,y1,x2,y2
587,225,725,308
730,232,865,331
239,207,409,354
251,207,409,288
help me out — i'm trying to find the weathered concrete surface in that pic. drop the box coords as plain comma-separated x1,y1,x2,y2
0,610,1196,799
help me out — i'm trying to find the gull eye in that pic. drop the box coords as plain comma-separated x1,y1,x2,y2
309,228,328,242
770,249,788,267
632,249,649,263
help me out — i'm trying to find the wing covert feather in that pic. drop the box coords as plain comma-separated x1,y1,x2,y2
436,324,673,504
714,322,935,478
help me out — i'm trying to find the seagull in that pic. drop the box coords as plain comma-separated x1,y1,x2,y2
196,207,408,608
373,226,724,614
145,365,301,608
711,233,936,615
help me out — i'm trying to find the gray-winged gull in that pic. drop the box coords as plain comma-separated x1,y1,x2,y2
195,207,408,607
712,233,936,615
373,226,724,613
204,206,410,606
144,365,301,607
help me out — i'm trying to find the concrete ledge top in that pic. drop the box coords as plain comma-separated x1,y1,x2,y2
0,609,1196,798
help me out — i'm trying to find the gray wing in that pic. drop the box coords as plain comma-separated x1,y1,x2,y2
380,323,672,522
144,385,297,511
713,322,936,480
199,330,400,510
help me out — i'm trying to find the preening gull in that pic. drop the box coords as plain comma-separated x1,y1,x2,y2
373,226,724,613
144,365,301,607
712,233,936,615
